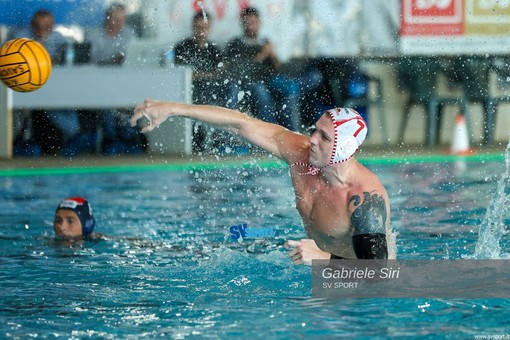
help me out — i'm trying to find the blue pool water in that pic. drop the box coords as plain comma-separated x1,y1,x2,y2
1,156,509,338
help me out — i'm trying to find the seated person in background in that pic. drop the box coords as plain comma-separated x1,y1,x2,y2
10,9,67,64
175,10,224,105
174,10,225,152
86,2,135,66
224,7,300,131
85,3,146,155
54,197,100,241
10,9,82,156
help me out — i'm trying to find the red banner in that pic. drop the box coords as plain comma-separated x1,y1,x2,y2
401,0,464,36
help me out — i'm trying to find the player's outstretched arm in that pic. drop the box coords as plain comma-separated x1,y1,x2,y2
131,99,308,164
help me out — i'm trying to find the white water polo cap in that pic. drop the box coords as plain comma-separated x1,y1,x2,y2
326,108,367,164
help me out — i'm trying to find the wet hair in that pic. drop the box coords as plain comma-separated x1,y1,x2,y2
240,7,260,19
193,10,212,24
56,197,96,236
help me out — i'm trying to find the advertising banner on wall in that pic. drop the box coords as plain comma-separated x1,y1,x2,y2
400,0,510,55
0,0,104,27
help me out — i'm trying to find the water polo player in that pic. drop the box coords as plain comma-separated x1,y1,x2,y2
53,197,96,240
131,100,393,264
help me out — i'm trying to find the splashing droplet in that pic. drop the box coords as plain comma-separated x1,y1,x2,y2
474,139,510,259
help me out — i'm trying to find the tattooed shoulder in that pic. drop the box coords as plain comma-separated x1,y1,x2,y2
348,191,387,235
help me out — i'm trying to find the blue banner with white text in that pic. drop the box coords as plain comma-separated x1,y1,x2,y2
0,0,105,27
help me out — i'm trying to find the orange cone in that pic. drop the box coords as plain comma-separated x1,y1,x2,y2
450,114,475,155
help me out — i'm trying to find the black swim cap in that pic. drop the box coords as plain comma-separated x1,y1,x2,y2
56,197,96,236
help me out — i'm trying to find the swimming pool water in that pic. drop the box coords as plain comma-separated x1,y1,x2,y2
1,158,509,338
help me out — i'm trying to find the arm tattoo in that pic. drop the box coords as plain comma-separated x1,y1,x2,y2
349,192,387,235
348,192,388,259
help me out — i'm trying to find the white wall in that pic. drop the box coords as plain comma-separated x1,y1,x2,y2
139,0,400,60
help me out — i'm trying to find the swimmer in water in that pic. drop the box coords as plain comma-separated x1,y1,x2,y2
131,101,392,265
53,197,99,241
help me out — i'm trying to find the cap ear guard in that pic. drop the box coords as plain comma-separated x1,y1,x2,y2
334,135,359,162
82,216,96,236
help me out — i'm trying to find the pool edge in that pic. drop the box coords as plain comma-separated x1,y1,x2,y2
0,151,505,177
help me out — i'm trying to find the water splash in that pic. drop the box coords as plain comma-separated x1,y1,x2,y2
112,110,133,127
388,228,399,259
473,139,510,259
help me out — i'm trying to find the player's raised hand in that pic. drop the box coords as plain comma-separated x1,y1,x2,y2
131,98,176,133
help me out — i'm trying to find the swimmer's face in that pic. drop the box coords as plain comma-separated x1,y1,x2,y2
309,113,335,167
54,209,82,238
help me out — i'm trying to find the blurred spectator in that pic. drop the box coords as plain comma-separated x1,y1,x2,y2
85,3,146,155
224,7,300,130
175,11,224,105
174,10,225,152
10,9,84,156
9,9,67,64
224,7,323,132
86,2,135,66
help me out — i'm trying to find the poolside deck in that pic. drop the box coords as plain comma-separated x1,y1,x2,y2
1,143,508,173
